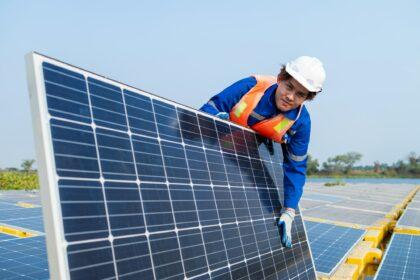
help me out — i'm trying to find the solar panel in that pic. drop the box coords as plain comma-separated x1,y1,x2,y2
412,193,420,203
397,208,420,229
26,52,316,279
331,199,393,214
408,201,420,210
0,191,41,205
0,234,49,280
0,202,44,233
374,234,420,280
301,193,346,203
303,205,383,226
299,199,327,211
304,221,365,275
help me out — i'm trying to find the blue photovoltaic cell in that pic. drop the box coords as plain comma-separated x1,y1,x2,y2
51,119,100,179
397,208,420,229
305,221,365,275
43,62,91,124
31,57,317,279
88,77,127,131
374,234,420,280
0,235,49,280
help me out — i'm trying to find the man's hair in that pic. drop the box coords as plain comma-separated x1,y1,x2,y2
277,65,318,101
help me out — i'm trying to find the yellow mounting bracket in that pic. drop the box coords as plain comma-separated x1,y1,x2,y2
363,229,384,248
346,241,382,275
0,225,37,238
393,227,420,235
329,264,359,280
16,201,40,208
367,217,394,234
385,204,403,219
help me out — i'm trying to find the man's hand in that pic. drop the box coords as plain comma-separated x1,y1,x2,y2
278,208,295,248
216,112,229,120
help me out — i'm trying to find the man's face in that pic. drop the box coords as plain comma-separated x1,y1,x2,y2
275,77,309,112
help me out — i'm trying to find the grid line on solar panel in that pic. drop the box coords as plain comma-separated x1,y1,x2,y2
83,76,121,277
374,234,420,280
28,54,316,279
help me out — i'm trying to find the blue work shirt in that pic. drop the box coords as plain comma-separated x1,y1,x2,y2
199,76,310,209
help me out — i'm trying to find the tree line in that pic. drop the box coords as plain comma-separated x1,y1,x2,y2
307,152,420,178
1,159,36,173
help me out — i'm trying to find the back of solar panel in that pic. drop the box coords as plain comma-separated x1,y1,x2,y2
26,52,316,280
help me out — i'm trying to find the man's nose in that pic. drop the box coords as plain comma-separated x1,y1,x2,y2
285,90,295,102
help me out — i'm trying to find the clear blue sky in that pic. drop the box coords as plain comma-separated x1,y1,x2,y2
0,0,419,168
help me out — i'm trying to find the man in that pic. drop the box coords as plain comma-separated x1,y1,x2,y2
200,56,326,248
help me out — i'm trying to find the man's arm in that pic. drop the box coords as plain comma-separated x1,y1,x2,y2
199,76,257,116
278,115,310,248
282,117,311,210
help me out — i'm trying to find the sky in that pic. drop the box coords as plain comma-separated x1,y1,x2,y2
0,0,419,168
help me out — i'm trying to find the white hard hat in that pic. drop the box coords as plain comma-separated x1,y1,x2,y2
285,56,326,92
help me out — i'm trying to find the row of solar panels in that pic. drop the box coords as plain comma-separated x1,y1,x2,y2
2,190,418,279
0,192,48,280
299,182,420,279
301,184,415,227
0,191,365,280
1,187,419,279
374,191,420,280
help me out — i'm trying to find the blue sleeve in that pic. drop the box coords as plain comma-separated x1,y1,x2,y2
281,117,311,209
199,76,257,115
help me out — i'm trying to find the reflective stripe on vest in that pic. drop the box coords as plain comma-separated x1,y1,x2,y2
229,75,300,143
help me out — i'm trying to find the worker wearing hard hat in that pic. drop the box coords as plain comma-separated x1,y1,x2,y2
200,56,326,248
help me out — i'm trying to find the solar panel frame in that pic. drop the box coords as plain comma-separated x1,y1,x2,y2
26,52,316,279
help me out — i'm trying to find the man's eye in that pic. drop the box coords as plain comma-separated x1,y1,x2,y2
297,92,307,99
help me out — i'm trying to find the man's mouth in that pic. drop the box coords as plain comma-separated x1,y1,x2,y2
281,99,291,106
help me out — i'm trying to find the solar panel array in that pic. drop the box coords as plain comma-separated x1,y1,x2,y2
304,221,364,275
0,234,48,280
374,234,420,280
26,53,316,279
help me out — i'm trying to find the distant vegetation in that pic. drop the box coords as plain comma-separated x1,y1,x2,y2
308,151,420,178
0,159,39,190
324,180,346,187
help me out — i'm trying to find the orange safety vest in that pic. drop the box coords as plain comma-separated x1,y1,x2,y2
229,75,301,143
